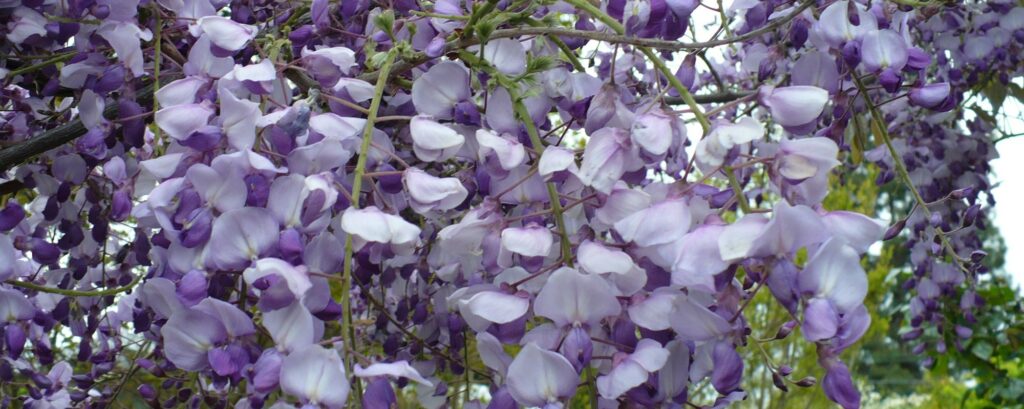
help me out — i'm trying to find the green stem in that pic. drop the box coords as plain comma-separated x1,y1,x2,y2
562,0,712,135
526,20,586,72
724,166,753,214
586,366,599,409
6,273,142,297
5,53,76,78
410,11,471,20
851,75,968,274
463,0,500,39
463,328,472,405
338,48,397,406
717,0,733,38
509,90,575,268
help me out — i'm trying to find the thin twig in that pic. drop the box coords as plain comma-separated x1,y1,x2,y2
338,48,398,406
7,273,142,297
510,90,575,268
851,75,971,276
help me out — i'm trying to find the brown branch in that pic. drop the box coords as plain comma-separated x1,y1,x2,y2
673,91,754,105
0,78,168,174
0,180,25,196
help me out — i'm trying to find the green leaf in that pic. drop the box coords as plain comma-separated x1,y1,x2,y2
526,56,556,74
983,80,1007,114
475,19,496,42
368,51,390,70
1008,82,1024,103
373,10,396,39
997,378,1024,400
972,341,994,361
971,106,997,126
850,114,867,165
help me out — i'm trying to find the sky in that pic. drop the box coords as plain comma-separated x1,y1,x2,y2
988,88,1024,289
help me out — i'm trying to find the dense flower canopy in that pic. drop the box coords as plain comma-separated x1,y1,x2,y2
0,0,1017,408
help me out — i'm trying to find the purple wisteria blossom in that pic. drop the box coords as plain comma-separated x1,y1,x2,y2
0,0,1011,407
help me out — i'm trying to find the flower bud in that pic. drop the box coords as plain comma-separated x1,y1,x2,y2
900,328,923,341
842,41,861,68
949,187,973,199
91,4,110,19
424,36,446,58
970,250,987,263
879,68,902,93
790,17,809,49
795,376,816,387
775,320,797,340
905,47,931,70
955,325,973,339
0,202,25,232
288,25,315,49
963,204,981,227
883,219,906,241
5,325,26,359
138,384,157,400
772,371,789,392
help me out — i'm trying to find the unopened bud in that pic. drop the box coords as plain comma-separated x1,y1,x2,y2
949,187,973,199
795,376,817,387
772,372,789,392
775,320,797,340
883,219,906,241
138,384,156,400
963,204,981,227
970,250,987,263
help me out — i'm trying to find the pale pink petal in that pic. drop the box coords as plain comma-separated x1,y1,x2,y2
578,240,634,275
156,76,209,107
354,361,433,386
476,129,526,170
506,343,579,407
798,238,867,314
821,211,886,254
186,164,247,213
614,198,692,247
194,16,257,52
280,345,350,408
669,295,731,342
263,302,315,352
627,289,677,331
411,62,470,119
500,224,553,258
155,103,214,141
243,258,313,299
534,267,620,327
219,87,260,150
458,291,530,325
410,115,465,161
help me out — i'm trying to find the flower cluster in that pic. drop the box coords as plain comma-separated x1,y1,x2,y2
0,0,1010,408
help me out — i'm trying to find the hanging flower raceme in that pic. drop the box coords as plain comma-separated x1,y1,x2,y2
0,0,1008,407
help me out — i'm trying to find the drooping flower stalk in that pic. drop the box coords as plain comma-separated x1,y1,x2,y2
338,48,398,403
6,273,142,297
510,89,575,268
0,1,1012,407
851,74,970,276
